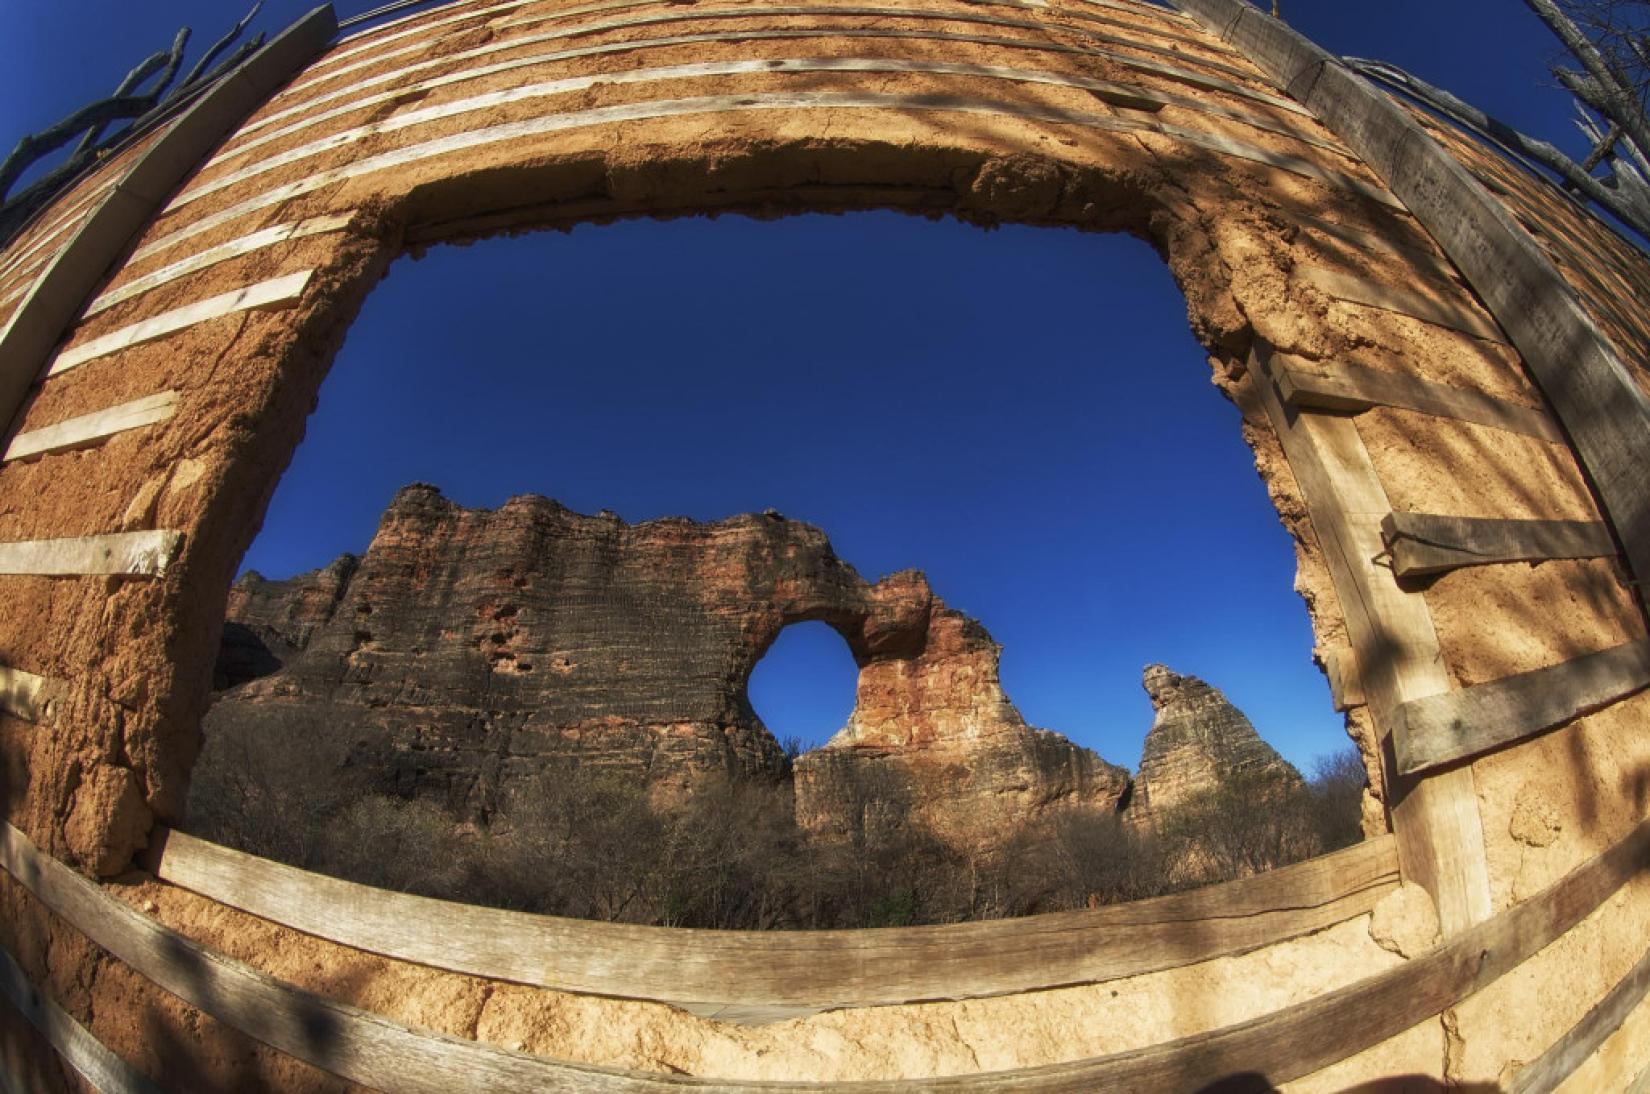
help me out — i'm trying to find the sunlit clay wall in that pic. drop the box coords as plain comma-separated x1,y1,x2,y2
0,0,1648,1087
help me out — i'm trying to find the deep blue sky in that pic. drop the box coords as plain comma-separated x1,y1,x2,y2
2,3,1591,772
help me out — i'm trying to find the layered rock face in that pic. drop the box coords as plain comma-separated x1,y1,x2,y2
794,607,1130,847
1131,663,1302,815
204,485,1121,835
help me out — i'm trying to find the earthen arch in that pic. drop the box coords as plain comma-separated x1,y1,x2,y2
2,0,1649,1086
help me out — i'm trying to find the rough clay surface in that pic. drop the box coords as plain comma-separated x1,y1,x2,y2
0,0,1647,1085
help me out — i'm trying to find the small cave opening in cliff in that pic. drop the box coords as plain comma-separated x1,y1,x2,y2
186,210,1369,927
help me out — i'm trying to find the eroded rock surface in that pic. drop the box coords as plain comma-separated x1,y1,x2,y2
204,485,1121,836
1132,663,1301,815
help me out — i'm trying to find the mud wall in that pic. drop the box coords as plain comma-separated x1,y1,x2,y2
0,0,1646,1087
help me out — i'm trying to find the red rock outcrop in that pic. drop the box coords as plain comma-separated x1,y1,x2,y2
201,485,1123,838
1131,663,1302,816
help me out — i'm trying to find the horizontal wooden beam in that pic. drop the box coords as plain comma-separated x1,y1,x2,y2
4,392,179,463
1295,267,1506,343
86,215,350,317
1380,512,1618,578
216,29,1332,173
138,87,1395,262
0,530,182,578
0,664,63,724
1269,351,1562,442
0,943,160,1094
148,826,1398,1010
46,270,313,377
1506,941,1650,1093
11,816,1650,1089
1393,639,1650,776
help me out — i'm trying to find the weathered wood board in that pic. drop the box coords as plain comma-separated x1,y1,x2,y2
1380,512,1617,578
1392,639,1650,776
149,827,1399,1009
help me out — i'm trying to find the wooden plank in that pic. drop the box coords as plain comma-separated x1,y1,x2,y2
46,270,313,377
138,88,1383,262
4,392,180,463
1271,351,1563,442
10,817,1650,1090
183,53,1351,210
0,944,161,1094
1295,212,1461,281
0,6,335,444
215,30,1334,171
1393,639,1650,777
0,531,182,578
258,0,1306,143
85,215,351,317
0,664,62,724
1320,646,1365,712
1172,0,1650,630
1380,513,1618,578
1507,941,1650,1094
148,826,1398,1009
1296,266,1506,343
1251,343,1492,933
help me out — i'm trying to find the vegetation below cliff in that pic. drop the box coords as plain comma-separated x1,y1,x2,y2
185,738,1364,929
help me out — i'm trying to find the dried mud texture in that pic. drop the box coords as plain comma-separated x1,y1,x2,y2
0,0,1646,1084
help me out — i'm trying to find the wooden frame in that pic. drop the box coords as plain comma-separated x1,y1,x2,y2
1252,343,1492,933
9,818,1649,1090
148,827,1398,1011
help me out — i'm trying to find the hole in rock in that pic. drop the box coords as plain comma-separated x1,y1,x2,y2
189,211,1366,926
747,622,861,758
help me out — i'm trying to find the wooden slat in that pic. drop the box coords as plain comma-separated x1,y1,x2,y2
11,817,1650,1090
1393,639,1650,777
215,30,1334,171
1380,513,1618,578
85,215,350,317
299,0,1246,101
0,944,160,1094
0,664,62,724
1507,942,1650,1094
148,827,1398,1009
4,392,180,463
184,53,1354,210
1296,267,1506,343
1270,351,1563,442
0,531,182,578
0,6,335,446
251,0,1307,145
138,88,1391,262
46,271,313,377
1252,343,1492,933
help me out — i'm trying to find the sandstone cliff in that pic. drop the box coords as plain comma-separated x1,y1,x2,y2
203,485,1124,838
1131,663,1302,816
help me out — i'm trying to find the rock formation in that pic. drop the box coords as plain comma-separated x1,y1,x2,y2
1131,663,1302,815
202,485,1124,839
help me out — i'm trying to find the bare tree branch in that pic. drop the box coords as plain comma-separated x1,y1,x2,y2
175,4,262,96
